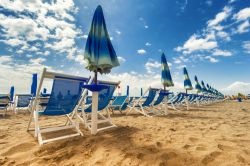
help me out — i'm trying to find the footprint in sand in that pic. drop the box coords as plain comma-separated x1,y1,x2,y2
189,137,199,142
202,151,221,164
217,144,233,151
196,146,206,151
160,151,178,161
2,142,36,156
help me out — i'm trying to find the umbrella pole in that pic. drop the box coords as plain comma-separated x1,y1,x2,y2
164,86,168,115
91,71,98,135
186,89,189,110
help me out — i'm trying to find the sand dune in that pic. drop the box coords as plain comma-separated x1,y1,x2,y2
0,101,250,165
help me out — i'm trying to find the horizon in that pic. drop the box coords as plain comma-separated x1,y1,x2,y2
0,0,250,96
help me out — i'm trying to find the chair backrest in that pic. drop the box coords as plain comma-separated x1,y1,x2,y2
0,95,10,108
42,75,89,116
16,94,32,107
111,96,127,107
142,88,159,107
84,81,119,112
153,90,171,106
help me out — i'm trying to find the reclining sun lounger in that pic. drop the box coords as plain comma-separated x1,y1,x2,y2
13,94,33,114
109,95,129,114
126,87,159,117
0,95,10,117
27,68,91,145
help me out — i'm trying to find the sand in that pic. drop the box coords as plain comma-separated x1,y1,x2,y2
0,100,250,166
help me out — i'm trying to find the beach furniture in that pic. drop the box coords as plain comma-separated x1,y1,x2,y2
13,94,33,113
76,80,120,133
0,95,10,117
152,90,173,115
109,95,129,114
27,68,91,145
126,87,159,117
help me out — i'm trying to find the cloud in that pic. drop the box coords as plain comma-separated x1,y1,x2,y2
137,49,147,55
83,35,88,39
0,55,13,64
207,6,232,27
216,31,231,41
212,49,232,56
242,41,250,54
236,20,250,34
29,58,46,64
115,30,121,35
176,34,217,54
205,56,219,63
0,0,81,61
222,81,250,95
205,0,213,6
233,7,250,21
145,42,151,46
144,25,149,29
117,56,126,63
145,60,161,74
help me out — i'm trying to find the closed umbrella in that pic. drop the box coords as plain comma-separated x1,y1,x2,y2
83,5,120,134
161,53,174,114
183,67,193,110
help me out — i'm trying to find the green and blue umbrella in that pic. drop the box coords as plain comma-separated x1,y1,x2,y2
161,53,174,89
84,5,119,82
194,76,202,93
183,67,193,91
201,81,208,93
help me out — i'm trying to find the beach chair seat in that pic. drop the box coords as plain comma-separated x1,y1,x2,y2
76,81,120,133
27,68,91,145
0,95,10,117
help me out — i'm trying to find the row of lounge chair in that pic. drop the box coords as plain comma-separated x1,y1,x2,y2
1,68,224,145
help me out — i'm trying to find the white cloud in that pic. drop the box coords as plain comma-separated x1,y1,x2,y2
117,56,126,63
205,0,213,6
145,42,151,46
137,49,147,55
145,60,161,74
176,34,217,54
222,81,250,95
83,35,88,39
242,41,250,54
233,7,250,21
144,25,149,29
0,55,13,64
29,58,46,64
115,30,121,35
212,49,232,56
236,20,250,34
205,56,219,63
217,31,231,41
207,6,232,27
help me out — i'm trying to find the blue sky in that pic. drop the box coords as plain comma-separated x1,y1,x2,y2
0,0,250,95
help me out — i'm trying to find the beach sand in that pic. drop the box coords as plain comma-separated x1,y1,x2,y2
0,101,250,166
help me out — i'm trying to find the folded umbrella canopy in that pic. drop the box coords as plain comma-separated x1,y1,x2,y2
194,76,202,93
201,80,208,93
84,5,119,80
161,53,174,89
183,67,193,91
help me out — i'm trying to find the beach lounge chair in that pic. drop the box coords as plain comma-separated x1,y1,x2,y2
13,94,33,114
109,95,129,114
76,80,120,133
0,95,10,117
126,87,159,117
27,68,91,145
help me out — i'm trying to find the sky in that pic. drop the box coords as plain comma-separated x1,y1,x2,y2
0,0,250,96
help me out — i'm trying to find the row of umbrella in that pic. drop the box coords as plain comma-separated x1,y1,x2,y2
161,53,223,97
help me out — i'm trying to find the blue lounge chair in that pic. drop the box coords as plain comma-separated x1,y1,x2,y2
0,95,10,117
27,68,91,145
77,80,120,133
14,94,33,113
126,87,159,117
109,95,129,113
